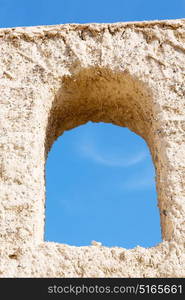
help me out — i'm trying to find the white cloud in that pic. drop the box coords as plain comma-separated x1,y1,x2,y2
79,141,148,167
74,131,155,190
120,164,156,191
121,176,155,191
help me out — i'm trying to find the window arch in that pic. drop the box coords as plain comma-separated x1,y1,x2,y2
44,66,168,245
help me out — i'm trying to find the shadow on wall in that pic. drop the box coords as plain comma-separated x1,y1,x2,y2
45,66,154,153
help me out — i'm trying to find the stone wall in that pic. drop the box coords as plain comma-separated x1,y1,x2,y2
0,19,185,277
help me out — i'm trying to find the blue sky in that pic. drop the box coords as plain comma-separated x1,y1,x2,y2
0,1,184,248
0,0,184,27
46,123,159,248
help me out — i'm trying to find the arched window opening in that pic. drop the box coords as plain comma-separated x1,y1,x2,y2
45,121,161,248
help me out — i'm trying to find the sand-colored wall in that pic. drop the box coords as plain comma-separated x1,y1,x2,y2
0,19,185,277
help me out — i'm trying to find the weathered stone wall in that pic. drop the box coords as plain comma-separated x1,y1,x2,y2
0,19,185,277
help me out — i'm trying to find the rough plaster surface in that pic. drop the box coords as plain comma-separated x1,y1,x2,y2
0,19,185,277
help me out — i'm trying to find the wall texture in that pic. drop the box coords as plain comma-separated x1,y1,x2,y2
0,19,185,277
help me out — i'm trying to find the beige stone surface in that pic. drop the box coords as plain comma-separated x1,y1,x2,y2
0,19,185,277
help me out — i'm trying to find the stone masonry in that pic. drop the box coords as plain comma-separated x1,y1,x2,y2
0,18,185,277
